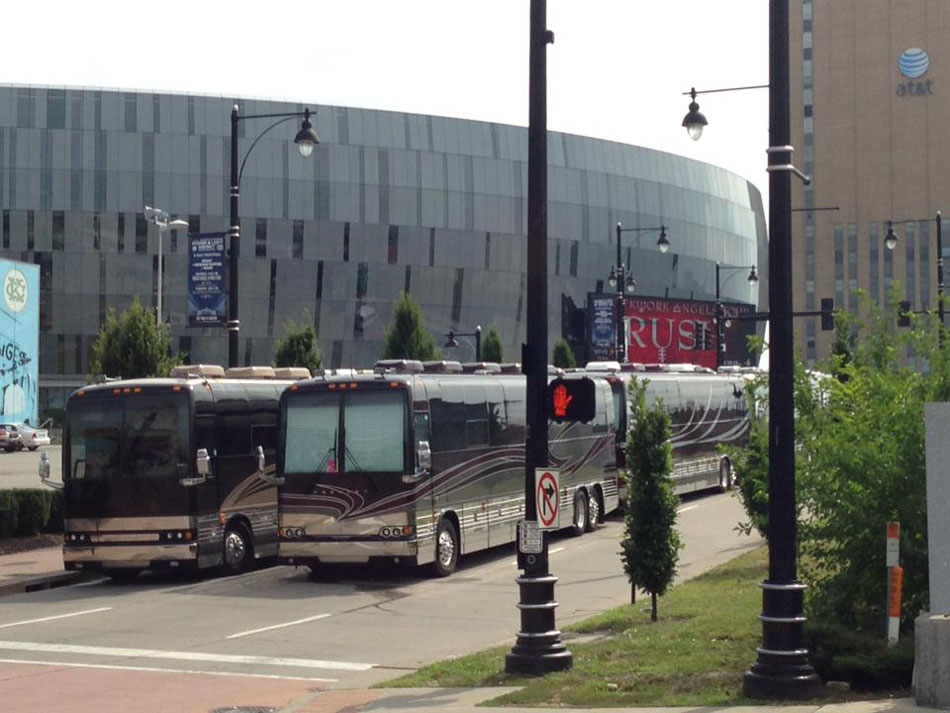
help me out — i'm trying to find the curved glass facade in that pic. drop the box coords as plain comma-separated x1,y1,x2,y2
0,85,766,409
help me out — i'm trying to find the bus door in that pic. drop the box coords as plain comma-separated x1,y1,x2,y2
191,411,221,541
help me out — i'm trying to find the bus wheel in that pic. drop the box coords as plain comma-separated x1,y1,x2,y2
223,523,253,573
585,488,602,532
718,460,733,493
571,490,589,536
431,518,458,577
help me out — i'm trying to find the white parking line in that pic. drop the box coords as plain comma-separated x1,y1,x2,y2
677,505,699,514
0,608,113,630
226,613,332,640
0,640,375,672
0,657,337,682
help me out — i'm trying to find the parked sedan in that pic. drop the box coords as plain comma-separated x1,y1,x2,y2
16,424,51,451
0,424,22,452
0,423,50,451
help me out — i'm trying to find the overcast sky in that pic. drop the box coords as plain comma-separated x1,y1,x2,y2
7,0,771,215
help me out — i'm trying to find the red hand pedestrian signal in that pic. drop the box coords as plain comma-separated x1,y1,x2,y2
552,383,573,418
548,377,596,423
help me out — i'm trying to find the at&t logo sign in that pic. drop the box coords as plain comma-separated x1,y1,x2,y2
897,48,933,97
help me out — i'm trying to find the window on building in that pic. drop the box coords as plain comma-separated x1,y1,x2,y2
47,90,66,129
255,219,267,258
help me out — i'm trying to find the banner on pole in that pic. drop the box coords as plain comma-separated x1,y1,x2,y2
188,232,227,327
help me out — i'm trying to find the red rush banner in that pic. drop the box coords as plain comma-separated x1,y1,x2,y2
622,296,756,369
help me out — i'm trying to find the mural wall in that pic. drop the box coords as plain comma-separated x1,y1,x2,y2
0,258,39,425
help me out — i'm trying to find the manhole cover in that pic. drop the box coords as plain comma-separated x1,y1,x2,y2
210,708,277,713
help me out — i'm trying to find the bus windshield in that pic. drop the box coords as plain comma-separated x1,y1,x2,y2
284,388,407,474
67,394,190,481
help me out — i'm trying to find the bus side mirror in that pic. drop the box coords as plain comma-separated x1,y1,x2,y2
256,444,284,485
402,441,432,485
180,448,211,486
417,440,432,471
38,452,62,490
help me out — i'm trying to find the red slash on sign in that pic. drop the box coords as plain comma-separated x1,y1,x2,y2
536,470,560,530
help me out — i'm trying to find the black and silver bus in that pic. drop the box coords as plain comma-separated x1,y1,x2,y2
40,364,308,579
272,361,619,577
584,362,752,496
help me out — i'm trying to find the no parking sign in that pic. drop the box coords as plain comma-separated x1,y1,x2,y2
535,469,560,530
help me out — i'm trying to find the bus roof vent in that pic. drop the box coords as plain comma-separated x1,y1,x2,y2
422,360,463,373
170,364,226,379
461,361,501,374
273,367,311,380
225,365,276,379
585,360,621,372
374,359,424,374
498,362,523,374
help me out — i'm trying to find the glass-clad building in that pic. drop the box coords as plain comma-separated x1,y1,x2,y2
0,85,767,411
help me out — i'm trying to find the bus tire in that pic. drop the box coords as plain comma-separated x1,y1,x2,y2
585,487,602,531
431,518,459,577
223,522,253,573
718,460,732,493
571,490,589,536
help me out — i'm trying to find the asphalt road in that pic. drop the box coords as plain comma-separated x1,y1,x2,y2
0,491,760,712
0,445,60,489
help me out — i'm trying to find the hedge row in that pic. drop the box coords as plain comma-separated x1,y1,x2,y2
0,489,65,538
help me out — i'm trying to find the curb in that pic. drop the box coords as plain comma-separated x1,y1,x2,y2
0,570,85,598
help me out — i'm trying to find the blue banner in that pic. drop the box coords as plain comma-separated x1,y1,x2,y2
188,232,227,327
0,259,39,425
588,292,617,362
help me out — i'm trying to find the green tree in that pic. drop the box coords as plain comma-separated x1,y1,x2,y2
620,377,682,620
552,337,576,369
273,313,322,374
481,326,504,363
89,298,181,380
730,291,944,632
381,292,440,361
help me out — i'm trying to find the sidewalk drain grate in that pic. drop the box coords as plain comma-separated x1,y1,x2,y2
210,708,277,713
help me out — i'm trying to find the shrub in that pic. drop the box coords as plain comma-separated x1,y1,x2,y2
805,619,914,690
45,490,65,533
0,491,17,538
14,490,52,537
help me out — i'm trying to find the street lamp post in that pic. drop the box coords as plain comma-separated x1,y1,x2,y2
444,326,482,361
884,213,944,346
144,206,189,328
610,222,670,362
683,0,821,698
228,105,319,367
715,262,758,370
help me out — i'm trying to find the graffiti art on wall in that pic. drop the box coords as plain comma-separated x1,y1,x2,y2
0,259,39,425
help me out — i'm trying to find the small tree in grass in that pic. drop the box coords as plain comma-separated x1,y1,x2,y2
381,292,440,361
481,326,504,363
552,337,576,369
273,313,322,375
89,297,181,380
620,376,682,620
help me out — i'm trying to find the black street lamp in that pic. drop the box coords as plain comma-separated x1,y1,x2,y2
685,0,821,699
444,326,482,361
228,105,319,368
715,262,758,370
610,222,669,362
505,0,572,676
884,214,943,345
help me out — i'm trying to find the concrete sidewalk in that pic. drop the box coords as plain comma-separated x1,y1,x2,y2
0,544,80,596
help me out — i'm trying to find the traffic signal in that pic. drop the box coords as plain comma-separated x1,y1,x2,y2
549,377,596,423
820,298,835,331
898,301,911,327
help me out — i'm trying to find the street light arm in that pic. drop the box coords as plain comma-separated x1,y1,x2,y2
237,115,302,187
681,84,769,95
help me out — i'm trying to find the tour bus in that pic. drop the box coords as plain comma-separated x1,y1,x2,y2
40,364,309,580
271,360,619,577
583,361,752,496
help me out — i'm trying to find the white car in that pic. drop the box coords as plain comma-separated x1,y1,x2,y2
1,423,51,451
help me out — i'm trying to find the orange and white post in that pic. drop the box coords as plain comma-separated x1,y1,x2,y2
886,521,901,645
